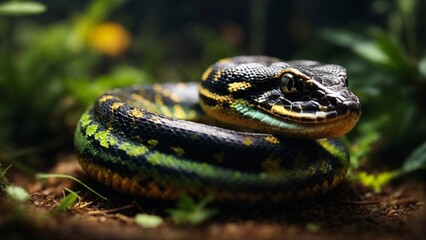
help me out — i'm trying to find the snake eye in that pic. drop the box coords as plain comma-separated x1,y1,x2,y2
280,73,301,94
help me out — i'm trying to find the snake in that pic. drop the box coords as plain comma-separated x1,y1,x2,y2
74,56,361,203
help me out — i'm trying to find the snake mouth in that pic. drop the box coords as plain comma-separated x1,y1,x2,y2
265,78,361,124
229,100,360,138
247,80,361,138
245,104,360,138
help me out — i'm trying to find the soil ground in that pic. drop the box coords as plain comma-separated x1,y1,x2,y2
0,154,425,240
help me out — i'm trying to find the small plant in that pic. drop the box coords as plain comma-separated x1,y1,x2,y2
1,164,29,202
36,173,107,200
135,214,164,228
166,194,218,226
53,188,80,213
5,185,30,202
0,164,12,190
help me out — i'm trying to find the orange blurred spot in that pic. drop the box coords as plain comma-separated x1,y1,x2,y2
88,22,130,56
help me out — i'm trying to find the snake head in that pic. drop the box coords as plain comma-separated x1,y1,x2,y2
274,62,360,120
199,56,361,138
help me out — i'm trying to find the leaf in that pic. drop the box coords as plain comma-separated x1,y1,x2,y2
372,30,413,75
397,0,417,17
6,185,30,202
135,214,164,228
351,171,398,193
418,56,426,79
66,65,152,105
0,164,12,188
320,29,366,48
306,223,320,232
352,41,390,67
167,208,218,226
54,188,79,212
321,28,413,75
321,29,391,67
349,129,381,169
174,193,196,211
197,194,215,209
402,141,426,173
166,194,218,225
0,1,46,16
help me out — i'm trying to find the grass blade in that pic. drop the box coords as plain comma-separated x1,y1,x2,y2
36,173,107,200
54,188,80,212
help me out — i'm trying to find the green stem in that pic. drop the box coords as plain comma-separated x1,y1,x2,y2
36,173,108,200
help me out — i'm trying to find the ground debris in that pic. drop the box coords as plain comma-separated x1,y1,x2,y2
0,155,425,240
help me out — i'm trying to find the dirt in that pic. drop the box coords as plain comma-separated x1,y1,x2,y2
0,154,425,240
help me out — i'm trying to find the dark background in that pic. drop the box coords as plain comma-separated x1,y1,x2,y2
1,0,425,177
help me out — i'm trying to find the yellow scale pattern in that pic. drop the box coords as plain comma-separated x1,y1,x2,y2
76,56,359,203
227,81,252,93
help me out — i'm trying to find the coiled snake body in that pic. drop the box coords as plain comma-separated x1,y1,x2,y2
74,56,361,202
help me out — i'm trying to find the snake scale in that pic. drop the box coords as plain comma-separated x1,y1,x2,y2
74,56,361,203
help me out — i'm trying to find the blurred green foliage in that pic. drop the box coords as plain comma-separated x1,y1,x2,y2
135,214,164,228
0,0,240,159
167,194,218,225
0,1,46,16
0,0,151,155
322,0,426,185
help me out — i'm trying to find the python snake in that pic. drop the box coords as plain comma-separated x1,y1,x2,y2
74,56,361,203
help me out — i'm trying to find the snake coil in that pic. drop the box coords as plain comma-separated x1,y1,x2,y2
75,56,361,203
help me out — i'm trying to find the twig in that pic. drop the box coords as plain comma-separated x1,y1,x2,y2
341,198,419,205
87,204,135,215
341,200,381,205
